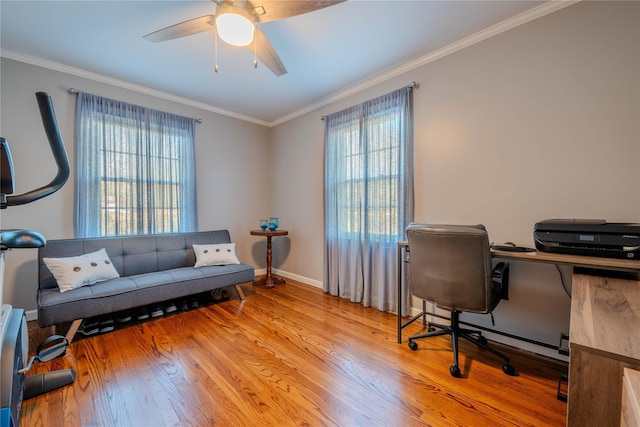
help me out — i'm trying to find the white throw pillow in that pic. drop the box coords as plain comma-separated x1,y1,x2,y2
43,248,120,293
193,243,240,267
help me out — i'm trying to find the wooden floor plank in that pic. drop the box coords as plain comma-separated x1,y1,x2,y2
22,279,568,426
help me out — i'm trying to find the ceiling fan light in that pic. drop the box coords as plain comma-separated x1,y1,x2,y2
215,4,255,47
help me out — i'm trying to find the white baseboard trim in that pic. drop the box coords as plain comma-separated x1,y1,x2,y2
25,309,38,322
268,269,323,289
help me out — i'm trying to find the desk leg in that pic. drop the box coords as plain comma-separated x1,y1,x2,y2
397,245,427,343
398,245,403,343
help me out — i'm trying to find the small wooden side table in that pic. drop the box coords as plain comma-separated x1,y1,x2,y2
250,229,289,288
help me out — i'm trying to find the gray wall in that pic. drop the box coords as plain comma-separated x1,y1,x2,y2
269,1,640,357
0,57,272,311
1,1,638,359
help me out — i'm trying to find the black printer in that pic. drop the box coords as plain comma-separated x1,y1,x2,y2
534,219,640,259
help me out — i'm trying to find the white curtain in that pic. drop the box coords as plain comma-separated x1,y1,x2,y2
324,86,414,314
74,92,197,237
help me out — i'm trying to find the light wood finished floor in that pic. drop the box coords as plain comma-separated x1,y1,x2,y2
23,279,568,426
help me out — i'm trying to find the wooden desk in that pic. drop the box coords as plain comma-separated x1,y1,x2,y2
397,242,640,427
489,248,640,273
250,229,288,288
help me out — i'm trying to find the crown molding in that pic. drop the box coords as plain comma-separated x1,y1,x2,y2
270,0,580,127
0,49,270,127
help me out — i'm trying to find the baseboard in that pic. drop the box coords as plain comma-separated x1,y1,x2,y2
25,309,38,322
269,269,323,289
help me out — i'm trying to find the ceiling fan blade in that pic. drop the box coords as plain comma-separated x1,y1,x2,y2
143,15,216,42
252,26,287,76
249,1,346,23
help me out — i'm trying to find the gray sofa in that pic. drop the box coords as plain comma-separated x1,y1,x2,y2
37,230,254,340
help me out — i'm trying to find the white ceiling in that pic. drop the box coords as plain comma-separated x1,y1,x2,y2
1,0,564,126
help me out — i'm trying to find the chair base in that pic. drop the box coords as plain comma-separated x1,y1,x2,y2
408,310,516,378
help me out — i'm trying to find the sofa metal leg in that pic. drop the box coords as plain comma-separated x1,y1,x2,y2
234,284,246,301
65,319,82,343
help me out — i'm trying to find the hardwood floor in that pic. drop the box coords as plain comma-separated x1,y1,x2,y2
23,279,568,426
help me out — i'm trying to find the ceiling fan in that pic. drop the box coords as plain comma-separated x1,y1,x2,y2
143,0,346,77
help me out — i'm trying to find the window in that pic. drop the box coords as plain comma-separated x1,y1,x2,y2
332,106,403,240
75,92,197,237
324,86,414,312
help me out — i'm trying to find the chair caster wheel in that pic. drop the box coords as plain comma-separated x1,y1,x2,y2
449,365,461,378
408,340,418,351
477,335,487,345
427,326,436,332
503,363,516,376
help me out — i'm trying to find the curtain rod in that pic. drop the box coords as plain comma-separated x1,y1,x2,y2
66,88,203,124
320,81,419,121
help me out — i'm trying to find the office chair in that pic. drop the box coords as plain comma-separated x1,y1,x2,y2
405,223,515,378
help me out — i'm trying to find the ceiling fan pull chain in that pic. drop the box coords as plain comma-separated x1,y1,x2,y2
214,28,219,73
253,37,258,69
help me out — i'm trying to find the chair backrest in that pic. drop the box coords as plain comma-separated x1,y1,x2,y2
406,223,496,314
